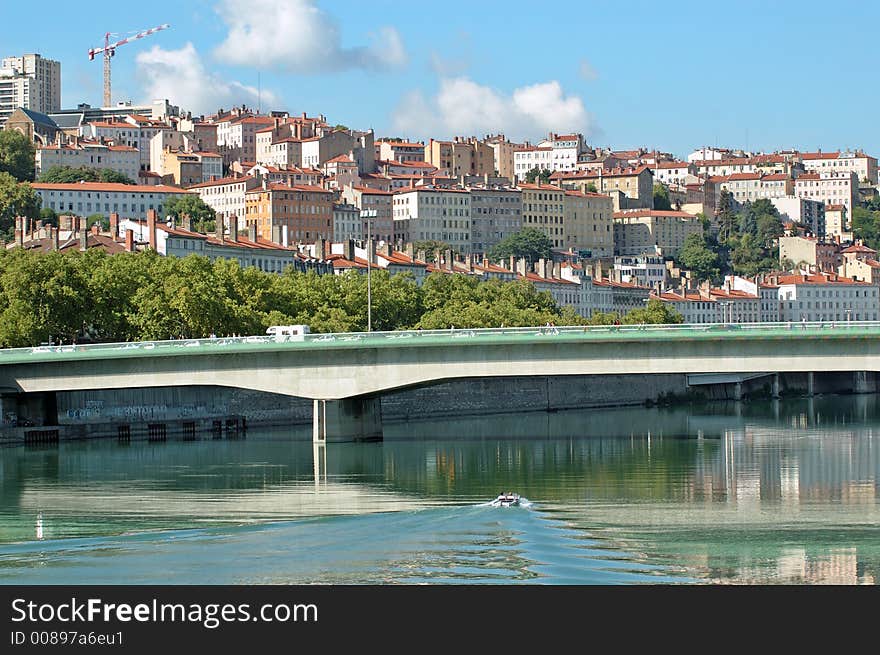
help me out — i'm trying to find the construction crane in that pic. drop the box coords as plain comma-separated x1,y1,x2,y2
88,24,170,108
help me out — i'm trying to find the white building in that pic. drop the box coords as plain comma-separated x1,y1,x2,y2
794,170,858,212
800,151,877,185
377,140,425,164
32,181,189,220
35,140,140,181
772,273,879,322
187,174,262,231
392,187,472,254
614,254,667,288
83,114,172,171
513,146,553,180
769,197,825,236
0,53,61,126
653,161,696,186
333,203,361,242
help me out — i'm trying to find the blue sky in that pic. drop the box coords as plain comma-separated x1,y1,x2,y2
3,0,878,158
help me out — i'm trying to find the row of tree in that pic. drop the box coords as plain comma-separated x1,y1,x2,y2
676,193,785,281
0,248,681,348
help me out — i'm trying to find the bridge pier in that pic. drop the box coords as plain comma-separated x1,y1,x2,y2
854,371,876,394
313,397,383,443
807,372,815,397
771,374,781,399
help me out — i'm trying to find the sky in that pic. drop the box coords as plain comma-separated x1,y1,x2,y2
2,0,878,159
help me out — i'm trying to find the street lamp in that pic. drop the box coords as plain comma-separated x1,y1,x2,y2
360,209,378,332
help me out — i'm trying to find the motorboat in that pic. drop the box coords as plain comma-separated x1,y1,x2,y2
490,492,520,507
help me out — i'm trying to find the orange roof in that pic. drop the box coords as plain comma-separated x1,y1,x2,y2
613,209,697,219
775,273,865,285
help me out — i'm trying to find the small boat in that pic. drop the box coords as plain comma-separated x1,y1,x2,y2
490,492,520,507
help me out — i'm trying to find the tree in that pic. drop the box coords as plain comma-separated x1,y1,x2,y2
852,206,880,250
653,183,672,211
39,207,58,227
86,213,109,230
487,228,553,263
164,194,216,233
716,189,737,243
623,298,683,325
0,130,36,182
676,233,720,282
583,182,598,193
524,167,552,184
98,169,136,185
39,166,134,185
0,173,41,241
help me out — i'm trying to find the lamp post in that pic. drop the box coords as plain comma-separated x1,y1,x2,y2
361,209,378,332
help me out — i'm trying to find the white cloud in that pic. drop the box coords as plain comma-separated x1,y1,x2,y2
392,77,595,142
579,59,598,81
213,0,407,72
136,43,279,114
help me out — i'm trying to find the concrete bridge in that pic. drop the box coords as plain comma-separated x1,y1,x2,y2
1,322,879,441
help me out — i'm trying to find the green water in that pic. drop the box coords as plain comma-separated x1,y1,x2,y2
0,396,878,584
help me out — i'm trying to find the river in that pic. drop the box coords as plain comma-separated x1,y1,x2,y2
0,396,878,584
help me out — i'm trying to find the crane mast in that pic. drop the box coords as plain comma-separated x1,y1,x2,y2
88,24,170,107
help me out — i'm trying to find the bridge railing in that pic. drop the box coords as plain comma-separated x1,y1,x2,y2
1,320,879,358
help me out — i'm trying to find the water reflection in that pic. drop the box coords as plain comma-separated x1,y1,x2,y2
0,396,878,584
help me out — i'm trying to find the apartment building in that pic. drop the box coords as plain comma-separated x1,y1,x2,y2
519,182,566,249
32,181,188,220
468,186,522,254
35,140,140,181
563,190,614,258
216,114,275,166
773,273,879,322
245,183,333,243
794,170,858,211
485,134,518,182
188,174,262,231
0,53,61,126
801,150,877,184
824,204,850,241
392,187,472,253
552,166,654,210
340,185,394,243
83,114,172,171
770,197,825,236
376,140,425,163
613,209,703,257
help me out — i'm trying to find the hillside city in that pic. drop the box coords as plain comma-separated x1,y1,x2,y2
2,51,880,330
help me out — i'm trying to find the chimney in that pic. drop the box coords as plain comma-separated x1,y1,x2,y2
282,225,289,247
52,226,59,251
516,257,527,276
417,249,426,262
344,239,354,261
125,229,134,252
215,214,225,241
537,258,547,279
445,249,453,270
80,228,88,251
509,255,515,272
316,238,327,258
147,210,158,251
465,253,473,272
248,224,257,242
180,213,192,232
110,212,119,239
405,242,414,259
90,222,100,235
15,216,23,246
230,218,238,242
272,225,282,245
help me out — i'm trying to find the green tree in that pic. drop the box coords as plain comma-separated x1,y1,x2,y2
39,166,100,183
39,207,58,227
653,183,672,210
98,169,136,185
0,173,41,241
164,194,217,233
487,228,553,263
852,206,880,250
0,130,36,182
676,233,720,282
86,213,109,230
524,167,552,184
583,182,598,193
716,189,737,243
622,298,683,325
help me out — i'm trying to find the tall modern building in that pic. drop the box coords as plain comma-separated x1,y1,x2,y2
0,53,61,126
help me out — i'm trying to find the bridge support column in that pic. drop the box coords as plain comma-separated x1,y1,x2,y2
854,371,875,394
807,372,815,397
771,374,781,399
313,397,383,443
733,382,743,401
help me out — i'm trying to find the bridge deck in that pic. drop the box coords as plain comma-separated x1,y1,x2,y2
0,321,877,366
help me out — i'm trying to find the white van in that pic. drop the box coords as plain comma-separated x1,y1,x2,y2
266,325,311,342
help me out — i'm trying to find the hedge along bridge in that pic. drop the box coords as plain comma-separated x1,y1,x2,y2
1,322,880,442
